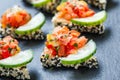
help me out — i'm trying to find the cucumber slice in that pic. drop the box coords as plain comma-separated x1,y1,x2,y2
71,11,107,26
61,40,96,65
0,49,33,68
15,12,45,35
31,0,51,7
61,0,68,3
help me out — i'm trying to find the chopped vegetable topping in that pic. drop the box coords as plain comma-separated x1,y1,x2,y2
57,0,95,20
0,36,20,60
0,5,31,28
44,26,88,57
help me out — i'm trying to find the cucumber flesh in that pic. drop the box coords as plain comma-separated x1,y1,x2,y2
71,11,107,26
15,12,45,35
31,0,51,7
61,40,96,65
0,49,33,68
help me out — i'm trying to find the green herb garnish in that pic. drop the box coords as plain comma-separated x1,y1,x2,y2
55,46,60,52
73,43,78,47
8,48,12,52
49,39,54,42
45,54,49,59
10,39,14,42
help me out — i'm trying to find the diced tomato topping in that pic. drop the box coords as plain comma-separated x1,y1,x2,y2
45,27,88,57
0,41,4,44
47,44,53,49
1,6,31,28
70,30,80,38
77,36,88,48
58,45,66,57
57,26,69,35
3,36,13,42
2,43,9,50
85,10,95,17
1,50,11,59
67,42,75,51
79,1,88,7
57,0,95,21
9,42,17,49
67,49,77,55
64,14,72,21
3,36,18,44
52,49,57,56
46,44,57,56
0,36,20,60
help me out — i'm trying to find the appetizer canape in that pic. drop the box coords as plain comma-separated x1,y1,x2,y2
40,26,98,69
0,5,45,40
84,0,107,9
23,0,107,14
52,0,107,34
0,36,33,79
23,0,61,14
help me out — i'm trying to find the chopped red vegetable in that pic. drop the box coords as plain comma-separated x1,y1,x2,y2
57,0,95,21
44,26,88,57
0,36,20,60
0,5,31,28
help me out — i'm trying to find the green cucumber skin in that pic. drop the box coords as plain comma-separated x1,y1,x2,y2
0,57,33,68
61,0,68,3
61,49,96,65
0,49,33,68
32,0,51,7
15,13,45,35
15,20,45,35
71,11,107,26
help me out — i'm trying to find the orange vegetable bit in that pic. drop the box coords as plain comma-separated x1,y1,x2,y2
45,26,88,57
3,36,17,43
78,1,88,7
55,26,70,35
67,49,77,55
1,6,31,28
9,42,17,49
58,45,66,57
0,36,20,59
85,9,95,17
77,36,88,48
70,30,81,38
63,14,71,21
57,0,95,20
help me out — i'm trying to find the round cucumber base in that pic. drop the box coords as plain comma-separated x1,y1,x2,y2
60,40,96,65
71,11,107,26
15,12,45,35
0,49,33,68
32,0,51,7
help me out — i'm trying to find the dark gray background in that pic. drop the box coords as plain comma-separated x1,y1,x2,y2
0,0,119,80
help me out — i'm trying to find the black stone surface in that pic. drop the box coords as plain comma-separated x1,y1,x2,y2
0,0,119,80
